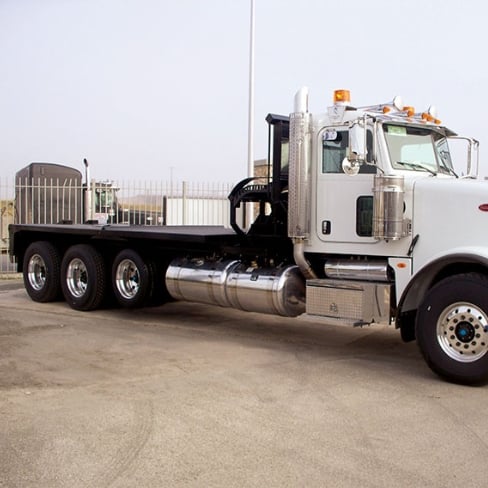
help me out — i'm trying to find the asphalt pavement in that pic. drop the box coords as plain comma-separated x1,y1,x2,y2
1,279,488,488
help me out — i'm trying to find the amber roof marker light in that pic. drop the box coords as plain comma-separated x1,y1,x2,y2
333,89,351,105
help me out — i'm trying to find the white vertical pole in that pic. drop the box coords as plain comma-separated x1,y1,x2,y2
182,180,188,225
83,158,92,222
246,0,255,228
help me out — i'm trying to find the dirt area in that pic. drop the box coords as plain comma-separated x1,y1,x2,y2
1,281,488,487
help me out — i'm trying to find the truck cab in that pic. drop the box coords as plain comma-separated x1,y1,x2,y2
92,181,118,224
309,94,460,256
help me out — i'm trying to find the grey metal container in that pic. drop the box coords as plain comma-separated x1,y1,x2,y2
15,163,83,224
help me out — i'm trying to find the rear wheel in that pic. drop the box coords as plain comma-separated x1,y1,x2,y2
23,241,61,302
61,244,106,311
112,249,154,308
416,273,488,384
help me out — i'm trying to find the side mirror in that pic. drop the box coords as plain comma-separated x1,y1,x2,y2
342,157,360,175
342,120,367,176
349,120,367,162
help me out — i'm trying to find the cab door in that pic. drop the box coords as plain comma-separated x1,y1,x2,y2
315,126,377,244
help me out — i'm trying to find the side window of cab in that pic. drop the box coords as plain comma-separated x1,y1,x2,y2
322,129,375,174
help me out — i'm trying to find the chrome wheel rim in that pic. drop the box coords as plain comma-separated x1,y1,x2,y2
66,258,88,298
436,302,488,362
115,259,140,299
27,253,46,291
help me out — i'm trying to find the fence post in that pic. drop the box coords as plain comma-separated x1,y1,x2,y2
182,181,188,225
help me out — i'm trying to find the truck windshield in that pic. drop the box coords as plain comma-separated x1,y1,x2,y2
95,188,115,211
383,124,456,176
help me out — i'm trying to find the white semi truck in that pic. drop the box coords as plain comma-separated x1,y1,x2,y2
9,88,488,385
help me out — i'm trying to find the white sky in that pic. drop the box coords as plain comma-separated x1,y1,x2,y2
1,0,487,182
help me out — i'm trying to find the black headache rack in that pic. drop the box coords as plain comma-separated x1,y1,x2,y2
228,114,290,237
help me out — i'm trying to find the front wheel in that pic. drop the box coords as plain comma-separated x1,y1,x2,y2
416,273,488,385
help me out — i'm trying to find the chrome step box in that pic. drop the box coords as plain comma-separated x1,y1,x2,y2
305,279,392,326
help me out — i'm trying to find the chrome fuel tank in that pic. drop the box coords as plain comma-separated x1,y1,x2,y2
165,258,239,307
324,259,391,282
165,258,305,317
225,263,305,317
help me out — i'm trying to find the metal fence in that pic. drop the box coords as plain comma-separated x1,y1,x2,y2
0,177,237,275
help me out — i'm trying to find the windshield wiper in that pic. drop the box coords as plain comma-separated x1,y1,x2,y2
397,161,437,176
438,160,458,178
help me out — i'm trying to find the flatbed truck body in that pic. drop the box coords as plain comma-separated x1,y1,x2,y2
10,89,488,385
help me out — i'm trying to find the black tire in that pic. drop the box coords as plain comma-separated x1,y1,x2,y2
61,244,106,311
22,241,61,302
416,273,488,385
112,249,154,308
149,258,172,306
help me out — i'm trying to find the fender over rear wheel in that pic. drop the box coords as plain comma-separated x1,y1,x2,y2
416,273,488,385
22,241,61,302
61,244,106,311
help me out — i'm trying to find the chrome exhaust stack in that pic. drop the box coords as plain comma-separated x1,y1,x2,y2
288,87,317,279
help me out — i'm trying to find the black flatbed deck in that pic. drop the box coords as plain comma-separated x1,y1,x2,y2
9,223,293,269
10,223,238,243
8,224,244,262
